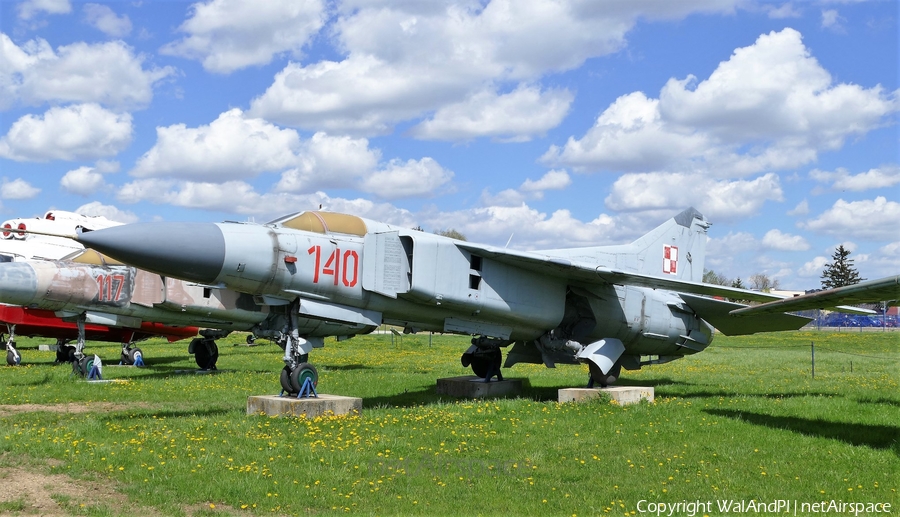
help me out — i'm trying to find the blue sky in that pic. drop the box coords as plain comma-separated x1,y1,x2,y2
0,0,897,290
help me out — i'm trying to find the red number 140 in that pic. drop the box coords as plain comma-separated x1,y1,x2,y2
307,246,358,287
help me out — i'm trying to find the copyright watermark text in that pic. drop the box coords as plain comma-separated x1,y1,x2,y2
636,499,892,516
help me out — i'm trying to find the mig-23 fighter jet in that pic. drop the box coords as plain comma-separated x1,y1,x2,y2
68,207,896,394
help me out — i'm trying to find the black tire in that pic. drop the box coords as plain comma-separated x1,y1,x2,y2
469,349,501,379
128,348,143,366
588,361,621,387
288,363,318,394
74,356,93,377
6,348,20,366
470,355,489,378
188,337,202,355
246,334,255,345
195,341,218,370
279,365,294,394
57,345,73,363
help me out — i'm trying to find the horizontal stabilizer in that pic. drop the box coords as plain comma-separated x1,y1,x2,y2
679,294,811,336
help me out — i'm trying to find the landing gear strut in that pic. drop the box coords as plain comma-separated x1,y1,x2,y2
278,300,321,395
70,314,89,377
3,325,20,366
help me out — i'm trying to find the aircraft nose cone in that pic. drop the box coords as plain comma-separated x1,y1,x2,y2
0,262,39,306
77,222,226,284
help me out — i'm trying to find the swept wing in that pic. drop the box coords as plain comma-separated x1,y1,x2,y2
729,275,900,316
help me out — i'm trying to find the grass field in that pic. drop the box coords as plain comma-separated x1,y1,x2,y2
1,330,898,516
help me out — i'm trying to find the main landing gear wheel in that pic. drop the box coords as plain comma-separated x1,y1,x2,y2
280,363,318,395
467,349,502,380
588,362,622,388
195,341,219,370
121,347,143,366
56,344,76,363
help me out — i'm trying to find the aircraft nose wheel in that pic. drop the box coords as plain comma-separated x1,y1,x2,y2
280,363,318,395
73,356,95,377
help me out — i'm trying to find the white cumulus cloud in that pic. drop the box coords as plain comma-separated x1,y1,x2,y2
75,201,138,223
0,104,132,161
520,170,571,193
61,164,115,196
797,255,828,278
0,178,41,199
275,132,381,192
131,109,301,181
409,84,573,142
605,172,783,221
0,34,174,110
249,0,739,137
17,0,70,20
83,3,132,37
360,158,454,199
761,229,810,251
801,197,900,241
810,166,900,192
160,0,326,74
542,28,899,176
821,9,845,32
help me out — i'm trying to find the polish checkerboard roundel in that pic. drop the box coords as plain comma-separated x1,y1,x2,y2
663,245,678,274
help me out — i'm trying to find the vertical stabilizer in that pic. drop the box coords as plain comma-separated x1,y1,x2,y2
540,208,710,282
627,207,709,282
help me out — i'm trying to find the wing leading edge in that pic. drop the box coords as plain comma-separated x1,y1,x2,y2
729,275,900,316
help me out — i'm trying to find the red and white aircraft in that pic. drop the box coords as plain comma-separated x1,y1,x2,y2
0,211,198,366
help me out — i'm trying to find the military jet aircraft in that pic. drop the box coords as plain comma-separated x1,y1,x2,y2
0,210,199,366
69,207,895,394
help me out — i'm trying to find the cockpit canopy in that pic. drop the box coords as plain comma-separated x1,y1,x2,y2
272,211,367,237
62,248,124,266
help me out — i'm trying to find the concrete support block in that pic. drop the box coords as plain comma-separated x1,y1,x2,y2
558,386,654,406
247,394,362,418
436,376,525,398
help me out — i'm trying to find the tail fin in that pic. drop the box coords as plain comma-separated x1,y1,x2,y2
626,207,709,282
542,208,710,282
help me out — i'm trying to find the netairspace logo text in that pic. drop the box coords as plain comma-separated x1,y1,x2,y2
637,499,892,516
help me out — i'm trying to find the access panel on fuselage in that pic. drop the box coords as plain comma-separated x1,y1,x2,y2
362,231,411,298
403,237,477,311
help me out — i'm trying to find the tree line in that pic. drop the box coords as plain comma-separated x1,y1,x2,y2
703,245,864,292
